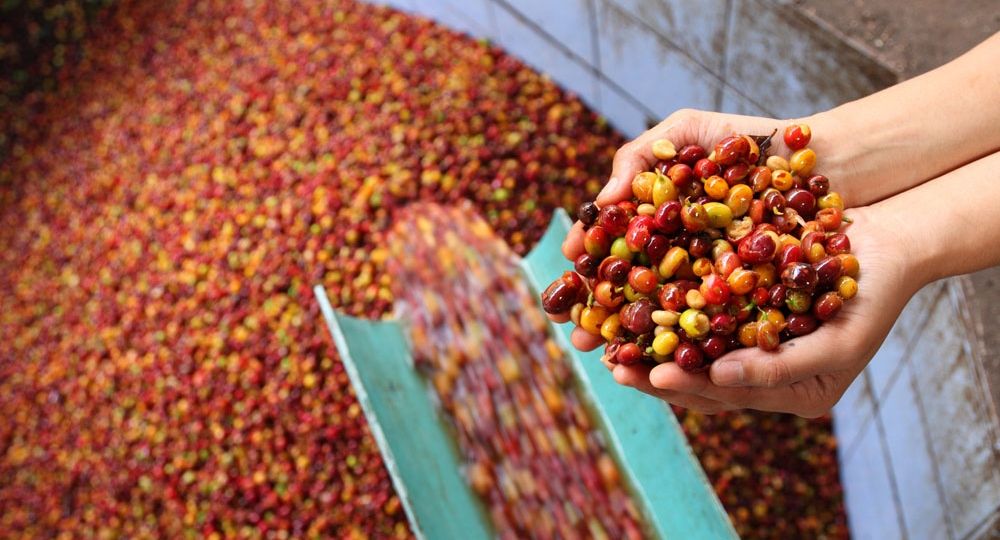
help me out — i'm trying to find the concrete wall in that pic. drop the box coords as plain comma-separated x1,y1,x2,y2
362,1,1000,538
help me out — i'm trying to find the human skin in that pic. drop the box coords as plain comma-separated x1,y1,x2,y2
551,32,1000,416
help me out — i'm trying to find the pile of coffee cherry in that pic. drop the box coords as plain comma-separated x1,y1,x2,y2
541,125,859,372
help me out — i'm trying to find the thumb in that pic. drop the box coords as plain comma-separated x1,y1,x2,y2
709,337,830,388
596,141,647,206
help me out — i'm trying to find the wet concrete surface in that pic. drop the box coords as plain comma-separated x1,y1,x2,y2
795,0,1000,78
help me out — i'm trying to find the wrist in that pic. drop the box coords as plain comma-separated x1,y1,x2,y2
793,108,870,207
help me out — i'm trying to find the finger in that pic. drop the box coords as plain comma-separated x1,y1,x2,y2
648,361,797,412
570,327,604,351
707,331,836,388
597,144,650,207
612,364,731,414
561,221,585,261
546,311,570,323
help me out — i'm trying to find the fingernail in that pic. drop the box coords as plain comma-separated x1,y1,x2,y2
597,176,620,202
712,361,744,386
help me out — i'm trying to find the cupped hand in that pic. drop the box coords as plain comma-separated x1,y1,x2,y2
612,202,924,417
553,109,834,351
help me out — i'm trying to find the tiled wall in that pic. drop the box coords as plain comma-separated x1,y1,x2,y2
834,277,1000,540
369,0,896,137
361,1,999,538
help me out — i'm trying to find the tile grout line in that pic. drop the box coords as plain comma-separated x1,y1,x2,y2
586,0,602,109
840,282,945,462
875,283,946,403
907,280,963,539
870,369,910,539
714,0,735,112
492,0,657,120
601,0,777,118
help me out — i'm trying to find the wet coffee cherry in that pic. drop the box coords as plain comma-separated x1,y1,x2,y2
621,298,657,335
674,342,708,372
700,335,728,360
575,253,600,277
786,313,819,336
813,292,844,321
599,205,629,236
784,124,812,150
781,262,818,290
578,201,600,226
616,342,643,366
542,271,585,314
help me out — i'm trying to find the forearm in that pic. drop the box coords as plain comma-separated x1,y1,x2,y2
877,150,1000,285
806,32,1000,206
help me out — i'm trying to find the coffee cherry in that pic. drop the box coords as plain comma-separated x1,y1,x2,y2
781,262,818,290
578,201,600,226
610,237,634,260
688,236,712,259
677,144,707,165
693,158,720,179
621,298,657,334
786,188,817,217
727,268,759,295
601,313,622,341
700,274,731,305
659,246,690,279
645,234,671,264
667,163,695,189
826,233,851,255
575,253,600,277
723,162,750,185
786,313,819,336
789,148,817,175
756,320,780,351
631,172,656,203
652,172,680,206
625,215,655,252
813,292,844,321
704,202,734,228
771,169,795,191
599,257,631,285
700,335,728,360
818,191,844,211
652,331,680,356
599,205,629,236
783,124,812,150
723,184,754,217
541,271,585,314
749,166,772,192
806,175,830,196
738,322,759,347
628,266,658,294
594,281,624,309
836,276,859,300
653,200,683,233
715,251,742,278
710,313,737,335
584,226,612,257
738,232,777,264
714,135,751,166
581,305,612,335
679,308,710,338
617,342,644,366
816,207,843,231
814,256,843,287
785,289,813,314
651,139,677,160
674,342,708,372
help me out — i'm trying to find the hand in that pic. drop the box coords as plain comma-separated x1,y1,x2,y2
553,108,852,351
611,202,923,417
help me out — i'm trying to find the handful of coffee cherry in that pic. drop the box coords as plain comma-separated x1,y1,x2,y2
541,125,859,373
